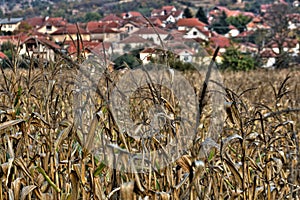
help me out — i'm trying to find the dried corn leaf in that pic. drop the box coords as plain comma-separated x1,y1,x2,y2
13,158,32,179
94,177,105,200
12,178,24,200
5,158,14,187
70,171,79,200
176,155,192,172
224,157,243,188
221,134,243,156
120,181,135,200
54,123,73,150
20,185,37,200
0,119,24,131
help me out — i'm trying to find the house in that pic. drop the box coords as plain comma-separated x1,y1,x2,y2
177,18,208,31
120,11,143,19
173,48,195,63
0,34,28,45
148,17,164,27
87,21,121,32
139,48,161,64
172,10,184,21
260,4,272,13
287,13,300,30
265,39,299,56
210,6,255,18
101,14,123,23
24,17,45,29
119,21,141,33
183,26,210,41
225,25,240,37
260,49,277,68
260,38,299,68
66,40,100,57
118,35,153,53
0,17,23,32
65,40,113,59
133,27,169,45
209,35,231,53
86,21,102,32
51,24,90,43
151,5,177,17
19,36,61,61
37,17,68,34
89,27,121,42
238,42,258,54
154,14,176,26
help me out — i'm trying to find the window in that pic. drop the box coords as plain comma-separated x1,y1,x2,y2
46,25,52,31
193,31,197,36
8,25,12,28
184,56,189,61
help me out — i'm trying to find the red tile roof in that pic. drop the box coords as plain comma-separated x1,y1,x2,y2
51,24,88,35
133,27,168,35
67,40,102,55
151,9,163,16
210,36,231,48
162,6,176,12
261,49,277,57
45,17,67,27
121,11,143,19
140,47,158,54
210,6,255,18
172,10,183,18
0,35,28,45
22,36,61,49
177,18,207,27
25,17,45,28
87,21,121,31
119,35,151,44
0,51,8,59
266,39,298,48
236,30,255,38
89,27,121,34
101,14,123,23
260,4,272,12
86,21,102,31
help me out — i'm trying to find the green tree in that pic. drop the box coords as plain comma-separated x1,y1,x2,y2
220,47,255,71
84,12,102,22
114,53,141,69
226,14,252,33
195,7,208,24
183,7,193,18
210,11,230,35
1,41,14,68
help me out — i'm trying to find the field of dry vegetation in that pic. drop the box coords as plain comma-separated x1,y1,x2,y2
0,55,299,200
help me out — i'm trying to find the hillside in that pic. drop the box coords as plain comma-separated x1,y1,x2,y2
0,0,288,21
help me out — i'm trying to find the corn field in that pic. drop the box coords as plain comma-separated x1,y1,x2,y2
0,49,299,200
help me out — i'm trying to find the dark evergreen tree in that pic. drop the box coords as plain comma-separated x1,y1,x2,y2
183,7,193,18
210,11,230,35
195,7,208,24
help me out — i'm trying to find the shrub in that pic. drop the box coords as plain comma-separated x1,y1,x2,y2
220,46,255,71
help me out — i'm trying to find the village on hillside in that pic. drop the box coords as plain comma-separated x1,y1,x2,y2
0,0,299,69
